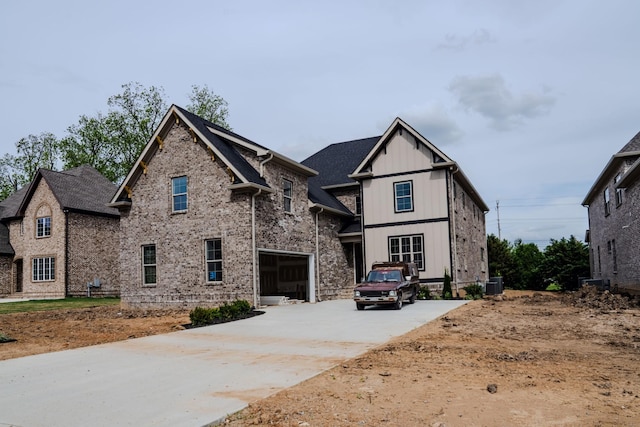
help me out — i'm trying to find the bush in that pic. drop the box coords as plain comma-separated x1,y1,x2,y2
417,285,431,300
442,269,453,299
189,299,253,327
463,284,484,300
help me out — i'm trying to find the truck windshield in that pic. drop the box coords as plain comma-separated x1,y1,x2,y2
366,270,402,282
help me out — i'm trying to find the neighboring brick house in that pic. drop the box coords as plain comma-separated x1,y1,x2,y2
0,165,120,299
111,106,489,309
582,131,640,293
303,118,489,294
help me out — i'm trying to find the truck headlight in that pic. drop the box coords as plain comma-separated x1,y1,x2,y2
354,290,360,297
388,290,397,297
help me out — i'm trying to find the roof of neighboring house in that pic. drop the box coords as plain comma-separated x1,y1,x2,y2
302,136,380,188
0,223,14,255
583,130,640,205
0,165,119,220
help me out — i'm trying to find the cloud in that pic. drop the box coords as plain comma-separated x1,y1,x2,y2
449,74,555,131
437,28,495,51
397,105,464,146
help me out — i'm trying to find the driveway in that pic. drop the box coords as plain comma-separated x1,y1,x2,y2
0,299,467,427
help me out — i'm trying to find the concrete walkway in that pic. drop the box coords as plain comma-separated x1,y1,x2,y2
0,299,467,427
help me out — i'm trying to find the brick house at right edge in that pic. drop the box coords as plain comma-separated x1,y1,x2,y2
303,118,489,293
582,131,640,293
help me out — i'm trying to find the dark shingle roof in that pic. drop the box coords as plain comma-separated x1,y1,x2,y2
174,106,268,188
0,223,14,255
619,130,640,153
302,136,380,187
0,186,29,220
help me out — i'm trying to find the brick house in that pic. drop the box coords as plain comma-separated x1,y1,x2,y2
582,131,640,293
0,165,120,299
303,118,489,293
111,106,488,308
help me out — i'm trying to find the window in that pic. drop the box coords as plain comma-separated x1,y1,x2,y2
172,176,188,212
389,234,424,270
32,257,55,281
394,181,413,212
604,188,611,216
355,195,362,215
614,174,623,206
283,179,293,212
612,239,618,273
36,217,51,238
142,245,157,285
205,239,223,282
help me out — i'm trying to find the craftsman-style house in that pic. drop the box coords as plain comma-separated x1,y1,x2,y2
0,165,120,299
110,106,489,308
582,131,640,293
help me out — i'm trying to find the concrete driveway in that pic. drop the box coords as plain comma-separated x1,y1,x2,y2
0,299,467,427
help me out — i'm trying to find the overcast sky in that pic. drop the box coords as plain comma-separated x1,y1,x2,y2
2,0,639,248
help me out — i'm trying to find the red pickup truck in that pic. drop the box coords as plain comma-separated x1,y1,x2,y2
353,262,420,310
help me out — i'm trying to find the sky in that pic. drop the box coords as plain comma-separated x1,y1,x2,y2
1,0,639,248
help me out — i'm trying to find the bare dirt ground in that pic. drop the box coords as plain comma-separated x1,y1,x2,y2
1,288,640,426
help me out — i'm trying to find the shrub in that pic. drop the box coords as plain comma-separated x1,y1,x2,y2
417,285,431,300
442,269,453,299
463,284,484,300
189,299,253,327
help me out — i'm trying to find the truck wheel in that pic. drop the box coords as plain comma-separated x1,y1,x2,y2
356,303,365,311
394,292,403,310
409,288,417,304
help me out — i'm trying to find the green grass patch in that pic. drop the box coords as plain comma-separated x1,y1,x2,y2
0,297,120,315
545,283,561,291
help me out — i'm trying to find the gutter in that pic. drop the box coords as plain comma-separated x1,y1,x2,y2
64,209,69,297
315,207,324,302
449,166,460,295
251,189,262,309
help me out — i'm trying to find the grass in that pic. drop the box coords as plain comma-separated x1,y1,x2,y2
0,297,120,315
545,283,562,291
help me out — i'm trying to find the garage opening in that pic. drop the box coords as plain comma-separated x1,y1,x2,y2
259,252,309,302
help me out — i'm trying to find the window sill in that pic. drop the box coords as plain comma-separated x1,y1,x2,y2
142,284,157,288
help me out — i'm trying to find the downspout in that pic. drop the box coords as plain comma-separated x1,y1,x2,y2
259,153,274,178
449,166,460,295
315,207,324,302
64,209,69,297
251,189,262,309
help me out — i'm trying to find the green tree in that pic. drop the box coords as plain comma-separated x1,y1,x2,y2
511,239,544,290
0,133,60,199
442,269,452,299
486,234,515,286
541,236,589,291
186,84,231,129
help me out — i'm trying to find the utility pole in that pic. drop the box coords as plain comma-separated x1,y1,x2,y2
496,200,501,240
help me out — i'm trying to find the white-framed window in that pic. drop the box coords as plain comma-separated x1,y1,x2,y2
205,238,223,282
36,216,51,238
283,179,293,212
172,176,188,212
142,244,157,285
394,181,413,213
614,174,623,206
604,188,611,216
389,234,424,270
32,257,55,281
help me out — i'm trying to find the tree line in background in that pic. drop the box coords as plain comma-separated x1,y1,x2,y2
487,234,590,291
0,82,231,200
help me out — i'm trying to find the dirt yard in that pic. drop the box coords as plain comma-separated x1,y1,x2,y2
2,288,639,426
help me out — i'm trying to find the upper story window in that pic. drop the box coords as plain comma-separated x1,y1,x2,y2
614,174,623,206
355,195,362,215
603,188,611,216
283,179,293,212
36,216,51,238
142,244,157,285
172,176,188,212
394,181,413,213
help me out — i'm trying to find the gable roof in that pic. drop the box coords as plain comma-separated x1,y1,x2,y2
582,130,640,205
112,105,317,203
0,166,119,220
0,223,14,255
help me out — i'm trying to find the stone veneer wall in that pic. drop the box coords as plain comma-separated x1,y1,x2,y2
119,124,255,308
66,213,120,297
0,256,12,295
452,176,488,290
588,158,640,291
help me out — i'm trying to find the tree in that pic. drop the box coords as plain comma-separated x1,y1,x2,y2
0,133,60,199
486,234,515,286
511,239,544,290
186,84,231,130
541,236,589,291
